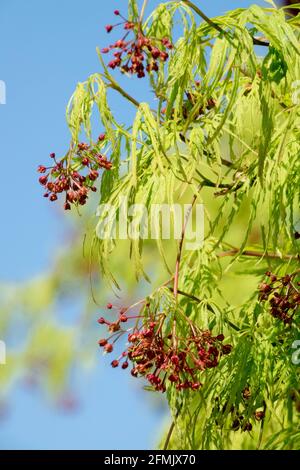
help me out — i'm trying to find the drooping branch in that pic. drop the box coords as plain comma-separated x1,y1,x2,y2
181,0,269,47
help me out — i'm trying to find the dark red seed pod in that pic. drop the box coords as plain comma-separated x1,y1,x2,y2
89,170,99,181
124,22,135,30
232,419,240,431
151,47,161,59
107,303,113,309
122,361,129,370
105,25,113,33
282,275,291,285
161,37,173,49
259,283,271,293
242,387,251,400
160,51,169,62
115,40,125,48
171,355,180,365
222,344,232,355
97,317,106,324
111,360,119,368
242,422,253,432
49,194,58,201
128,334,138,342
98,339,108,347
104,343,113,353
39,175,48,185
38,165,47,173
168,374,179,383
254,410,265,421
50,153,56,159
192,382,201,390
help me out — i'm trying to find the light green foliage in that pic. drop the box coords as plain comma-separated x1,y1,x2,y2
86,2,300,449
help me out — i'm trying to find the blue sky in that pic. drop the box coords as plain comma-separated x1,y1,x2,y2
0,0,264,450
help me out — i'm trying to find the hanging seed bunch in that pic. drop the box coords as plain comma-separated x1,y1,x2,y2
101,10,172,78
259,271,300,324
38,134,112,210
97,302,232,393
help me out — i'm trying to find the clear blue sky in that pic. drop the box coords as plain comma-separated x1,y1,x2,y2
0,0,264,450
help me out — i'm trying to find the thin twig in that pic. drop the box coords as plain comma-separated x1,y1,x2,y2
163,422,176,451
182,0,225,35
96,47,140,108
106,82,140,108
170,287,208,305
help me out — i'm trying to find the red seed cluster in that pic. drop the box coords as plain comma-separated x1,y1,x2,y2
259,271,300,325
38,137,112,209
102,10,172,78
97,304,232,393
